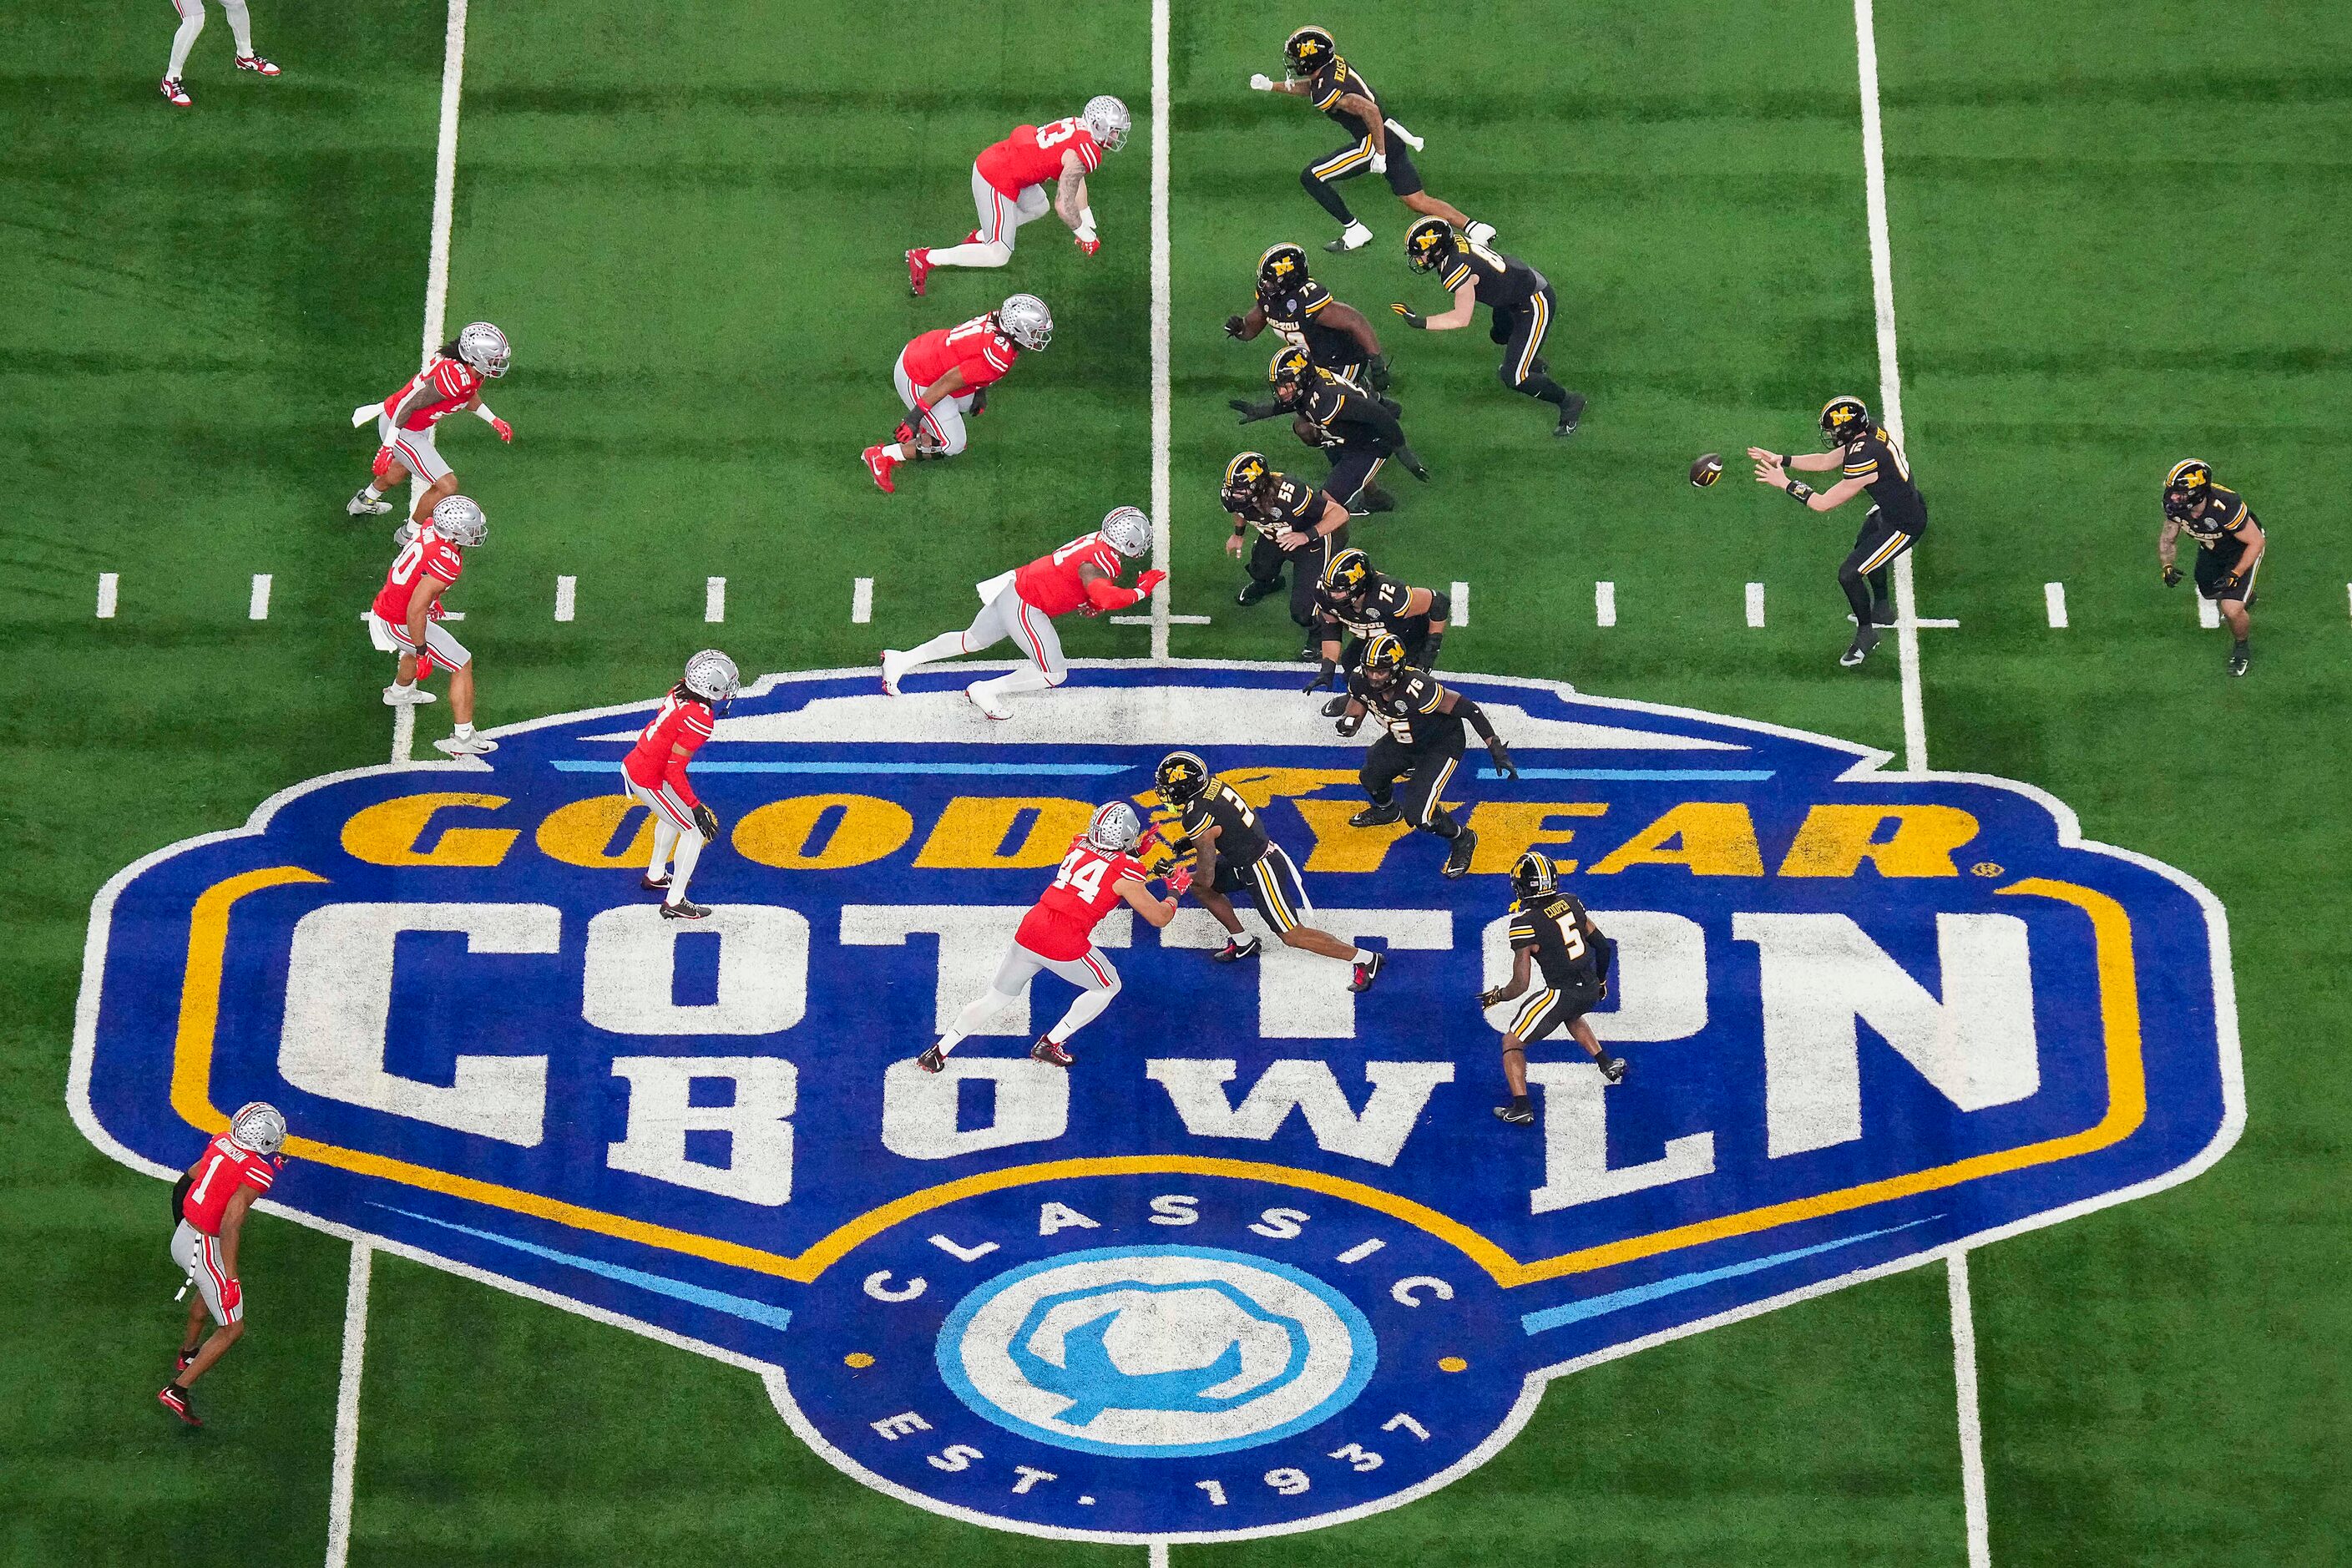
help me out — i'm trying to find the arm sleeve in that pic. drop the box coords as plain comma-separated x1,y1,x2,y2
1348,394,1408,448
1085,574,1146,612
1453,695,1499,743
1425,589,1452,621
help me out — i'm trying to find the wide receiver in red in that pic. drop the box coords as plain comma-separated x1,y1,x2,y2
372,494,496,756
621,649,741,921
348,321,513,524
918,802,1179,1070
881,506,1162,720
863,295,1052,493
906,96,1130,296
159,1100,286,1427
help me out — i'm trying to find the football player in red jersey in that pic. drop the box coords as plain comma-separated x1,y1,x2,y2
161,0,280,109
622,650,741,921
862,296,1052,493
158,1101,286,1426
881,507,1163,720
347,322,513,524
917,802,1179,1070
372,495,497,756
906,97,1130,296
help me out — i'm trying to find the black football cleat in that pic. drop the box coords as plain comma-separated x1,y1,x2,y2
1492,1102,1535,1126
1598,1054,1628,1084
640,873,670,893
915,1045,948,1075
1237,576,1284,606
660,898,711,920
1320,695,1350,718
157,1383,201,1427
1554,392,1586,438
2228,641,2249,678
1031,1036,1076,1068
1840,625,1881,668
1349,951,1384,993
1349,802,1403,827
1869,605,1899,628
1213,936,1262,964
1441,827,1479,879
1356,486,1396,514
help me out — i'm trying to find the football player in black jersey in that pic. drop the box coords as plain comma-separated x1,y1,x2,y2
1335,633,1515,880
2157,458,2266,677
1749,395,1930,669
1226,243,1389,390
1154,751,1386,991
1479,851,1627,1125
1272,361,1429,515
1221,450,1352,644
1232,344,1395,426
1391,219,1586,438
1247,25,1495,254
1305,547,1450,704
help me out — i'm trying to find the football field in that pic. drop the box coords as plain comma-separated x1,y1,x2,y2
6,0,2349,1563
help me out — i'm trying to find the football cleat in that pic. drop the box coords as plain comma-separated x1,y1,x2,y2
640,873,670,892
997,292,1053,351
1213,936,1261,964
1349,802,1402,827
1031,1036,1076,1068
1320,695,1350,717
160,77,191,107
862,445,898,493
433,733,499,756
1554,392,1587,438
1326,220,1374,254
660,898,711,921
879,650,906,696
682,648,741,710
1840,625,1881,668
905,248,931,297
347,488,393,516
157,1383,200,1425
1237,576,1283,606
1493,1102,1535,1126
1598,1054,1629,1084
235,54,281,76
1819,394,1870,446
1080,94,1131,153
966,682,1013,721
2228,641,2250,678
392,521,418,549
1354,486,1396,514
430,493,487,546
1404,217,1455,272
1349,951,1384,992
1441,828,1478,880
916,1045,948,1075
382,683,436,706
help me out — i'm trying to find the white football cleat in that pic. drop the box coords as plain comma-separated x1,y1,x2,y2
392,522,418,549
965,682,1012,721
1325,220,1373,254
160,77,190,108
348,488,393,516
235,54,281,76
434,734,500,756
382,683,437,706
1464,220,1497,245
879,650,906,696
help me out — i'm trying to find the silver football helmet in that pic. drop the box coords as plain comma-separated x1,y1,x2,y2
1086,800,1145,854
230,1100,287,1157
998,293,1053,352
430,494,488,546
682,648,741,709
1081,94,1131,153
1100,505,1151,559
456,321,511,378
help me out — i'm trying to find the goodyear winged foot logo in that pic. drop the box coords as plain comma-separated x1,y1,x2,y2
73,662,2242,1540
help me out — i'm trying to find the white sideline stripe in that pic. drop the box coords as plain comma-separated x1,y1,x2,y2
95,572,119,618
1451,580,1470,627
554,574,576,623
1147,1542,1170,1568
706,576,726,624
1110,613,1211,626
1746,581,1766,628
323,1240,375,1568
2044,582,2067,629
852,576,874,625
248,573,272,620
2198,595,2220,630
1594,580,1616,628
1854,4,1989,1565
1146,0,1172,663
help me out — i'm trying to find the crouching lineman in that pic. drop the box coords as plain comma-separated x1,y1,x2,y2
1748,395,1929,668
1480,852,1626,1126
2158,458,2266,677
918,802,1177,1070
1272,361,1427,515
863,295,1053,493
1225,243,1389,390
1392,220,1585,438
1336,632,1516,879
1222,450,1350,643
882,507,1164,719
1306,546,1449,708
372,495,496,756
621,650,741,921
348,321,513,522
907,97,1130,295
1154,751,1386,991
159,1101,286,1426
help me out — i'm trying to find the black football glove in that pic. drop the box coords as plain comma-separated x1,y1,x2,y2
1336,711,1365,738
1320,694,1352,718
2161,564,2183,588
1399,447,1431,482
1487,739,1518,779
1477,987,1506,1009
1303,660,1338,692
2221,568,2245,590
1365,353,1392,392
1389,302,1424,329
1223,314,1249,339
693,803,721,842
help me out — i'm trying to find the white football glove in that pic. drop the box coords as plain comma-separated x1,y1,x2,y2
1370,151,1388,174
1249,73,1274,91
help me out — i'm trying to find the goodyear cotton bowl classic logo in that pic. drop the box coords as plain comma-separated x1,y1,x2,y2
73,663,2241,1541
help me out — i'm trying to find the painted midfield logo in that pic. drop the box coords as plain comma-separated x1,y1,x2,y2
72,664,2241,1541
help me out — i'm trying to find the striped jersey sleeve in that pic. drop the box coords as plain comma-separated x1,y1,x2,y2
1078,134,1102,174
1507,903,1538,947
1842,438,1881,479
1442,262,1473,292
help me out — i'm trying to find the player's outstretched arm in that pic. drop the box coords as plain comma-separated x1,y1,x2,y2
2157,517,2184,584
1480,947,1535,1009
1225,303,1269,341
1117,874,1178,928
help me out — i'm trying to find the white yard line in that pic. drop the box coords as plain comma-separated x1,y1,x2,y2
1594,580,1616,628
2043,583,2067,629
1746,581,1766,628
1451,580,1470,627
706,576,727,624
1854,3,1990,1562
323,1241,377,1568
852,576,874,624
95,572,119,618
1147,1540,1171,1568
554,574,576,622
249,573,273,620
1146,0,1172,663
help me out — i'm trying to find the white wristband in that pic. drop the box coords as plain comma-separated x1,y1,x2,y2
1076,207,1097,243
473,402,498,424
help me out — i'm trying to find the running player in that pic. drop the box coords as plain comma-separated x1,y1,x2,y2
158,1101,286,1426
1225,243,1388,389
881,507,1163,719
1306,546,1449,701
906,98,1130,294
1335,632,1517,879
1480,852,1627,1126
622,650,741,921
1153,751,1385,991
1221,450,1350,644
1247,26,1493,254
862,296,1053,493
916,802,1177,1070
371,495,496,756
1392,219,1586,437
347,322,513,523
1748,395,1930,668
1271,361,1428,514
160,0,279,109
2158,458,2267,677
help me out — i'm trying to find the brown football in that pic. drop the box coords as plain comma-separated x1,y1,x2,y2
1690,453,1725,488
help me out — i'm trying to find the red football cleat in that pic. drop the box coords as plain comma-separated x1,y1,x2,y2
1031,1037,1076,1068
157,1383,201,1426
862,445,898,493
905,248,931,297
235,54,282,76
160,77,191,107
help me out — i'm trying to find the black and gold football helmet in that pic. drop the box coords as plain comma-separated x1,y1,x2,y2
1221,450,1272,513
1257,242,1310,300
1818,395,1871,446
2162,458,2214,521
1284,24,1336,77
1404,217,1456,274
1269,344,1313,383
1361,630,1408,687
1510,850,1559,899
1155,750,1211,810
1270,362,1316,407
1321,546,1372,602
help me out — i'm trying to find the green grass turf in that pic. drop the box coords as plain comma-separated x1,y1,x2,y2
3,0,2347,1562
